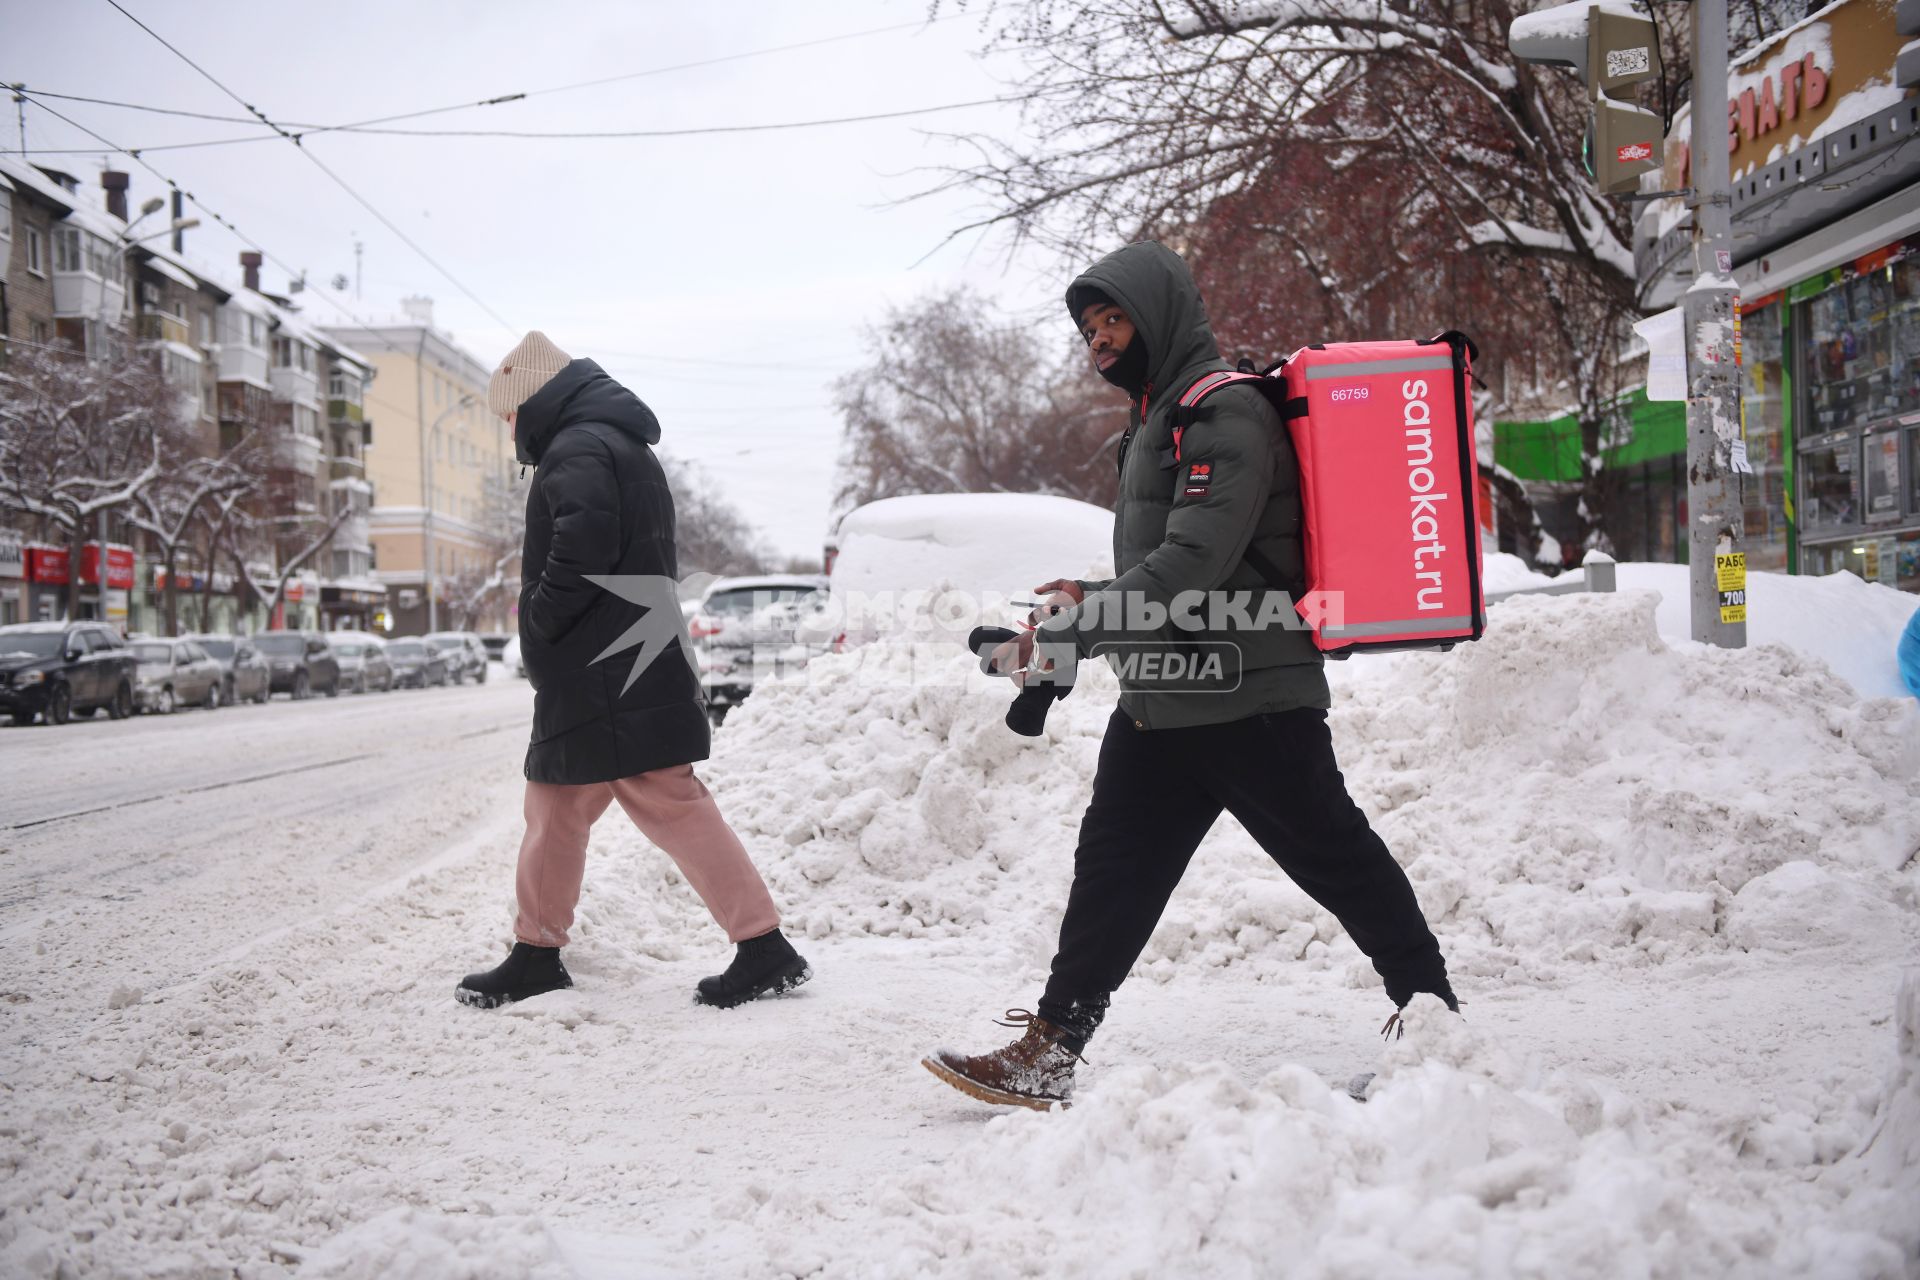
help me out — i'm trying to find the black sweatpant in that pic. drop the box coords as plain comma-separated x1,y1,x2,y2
1036,707,1453,1047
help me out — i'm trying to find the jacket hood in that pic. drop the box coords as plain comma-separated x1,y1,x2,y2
514,358,661,466
1065,241,1223,397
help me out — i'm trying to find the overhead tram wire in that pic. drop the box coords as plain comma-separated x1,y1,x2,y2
11,95,512,384
104,0,518,336
6,91,1030,156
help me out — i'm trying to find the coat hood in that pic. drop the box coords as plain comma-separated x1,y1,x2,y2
1065,241,1223,397
514,358,661,466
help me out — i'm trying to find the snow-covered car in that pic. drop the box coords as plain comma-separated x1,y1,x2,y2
130,638,225,713
387,638,450,689
328,633,395,694
824,492,1114,649
0,620,137,725
425,631,489,685
689,574,829,724
184,633,271,705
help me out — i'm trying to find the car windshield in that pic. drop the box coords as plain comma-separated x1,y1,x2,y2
427,636,464,650
389,642,424,657
706,587,818,617
197,639,234,659
0,632,66,658
132,643,172,663
333,643,366,657
254,634,306,656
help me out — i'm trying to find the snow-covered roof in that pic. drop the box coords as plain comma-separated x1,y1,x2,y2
141,254,201,291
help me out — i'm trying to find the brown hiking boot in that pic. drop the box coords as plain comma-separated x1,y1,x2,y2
921,1010,1081,1111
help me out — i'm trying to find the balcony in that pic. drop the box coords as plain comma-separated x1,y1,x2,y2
271,364,320,409
328,397,365,424
136,313,193,346
218,344,271,390
330,453,366,483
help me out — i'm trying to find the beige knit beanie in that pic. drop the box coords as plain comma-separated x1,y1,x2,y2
488,331,572,418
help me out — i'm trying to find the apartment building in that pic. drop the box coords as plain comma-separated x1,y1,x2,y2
321,298,513,636
0,160,381,634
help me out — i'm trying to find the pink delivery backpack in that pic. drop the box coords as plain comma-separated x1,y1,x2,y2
1172,331,1488,656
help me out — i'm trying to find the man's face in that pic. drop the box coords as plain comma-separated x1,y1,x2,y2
1079,302,1136,376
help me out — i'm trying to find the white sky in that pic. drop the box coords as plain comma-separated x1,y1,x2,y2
4,0,1077,561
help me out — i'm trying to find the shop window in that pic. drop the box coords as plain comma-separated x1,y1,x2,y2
1740,300,1790,571
1864,428,1902,523
1799,437,1861,530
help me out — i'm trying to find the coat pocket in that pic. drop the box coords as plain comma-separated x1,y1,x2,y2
530,666,609,745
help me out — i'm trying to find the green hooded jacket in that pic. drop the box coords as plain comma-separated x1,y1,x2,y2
1039,241,1329,729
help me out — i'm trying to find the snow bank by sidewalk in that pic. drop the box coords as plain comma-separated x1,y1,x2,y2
711,587,1917,988
699,582,1918,1275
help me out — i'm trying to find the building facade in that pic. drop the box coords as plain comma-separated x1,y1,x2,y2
1,158,384,635
1501,0,1920,593
321,299,514,636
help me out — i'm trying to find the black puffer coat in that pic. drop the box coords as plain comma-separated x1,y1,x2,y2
515,359,709,784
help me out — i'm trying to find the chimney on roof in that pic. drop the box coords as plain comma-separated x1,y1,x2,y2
400,295,434,327
240,251,262,292
101,170,130,221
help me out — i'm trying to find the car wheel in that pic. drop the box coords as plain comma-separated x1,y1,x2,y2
292,671,309,701
158,686,175,716
324,676,340,698
355,674,367,695
10,711,33,726
205,681,221,710
223,676,236,706
47,684,72,725
108,681,133,721
477,665,488,685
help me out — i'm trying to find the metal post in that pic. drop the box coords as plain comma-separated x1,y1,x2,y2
1683,0,1747,649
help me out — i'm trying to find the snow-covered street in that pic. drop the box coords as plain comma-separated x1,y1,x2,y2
3,575,1919,1278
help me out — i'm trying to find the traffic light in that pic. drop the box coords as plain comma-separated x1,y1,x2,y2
1509,1,1664,195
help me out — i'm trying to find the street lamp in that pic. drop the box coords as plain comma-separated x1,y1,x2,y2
423,392,476,633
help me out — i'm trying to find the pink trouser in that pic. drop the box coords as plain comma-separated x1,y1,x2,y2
513,765,780,948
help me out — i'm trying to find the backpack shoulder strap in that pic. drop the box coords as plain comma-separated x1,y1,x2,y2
1171,370,1304,461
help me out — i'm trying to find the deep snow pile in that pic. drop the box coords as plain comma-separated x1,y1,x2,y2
700,578,1920,1276
711,586,1918,992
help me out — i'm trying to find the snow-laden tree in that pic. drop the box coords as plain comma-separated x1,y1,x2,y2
661,456,772,579
439,469,527,631
127,432,262,636
0,342,195,616
932,0,1804,562
834,288,1125,511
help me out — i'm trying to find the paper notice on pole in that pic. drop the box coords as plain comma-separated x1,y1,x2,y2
1715,553,1747,624
1730,436,1753,474
1633,307,1687,401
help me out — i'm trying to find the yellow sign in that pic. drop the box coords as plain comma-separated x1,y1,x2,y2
1715,553,1747,623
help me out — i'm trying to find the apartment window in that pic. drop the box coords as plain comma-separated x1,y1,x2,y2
247,315,263,348
199,310,213,346
202,382,215,418
54,225,82,272
25,227,43,276
29,318,48,344
0,189,11,241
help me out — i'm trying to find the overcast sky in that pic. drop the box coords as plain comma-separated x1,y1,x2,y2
5,0,1080,561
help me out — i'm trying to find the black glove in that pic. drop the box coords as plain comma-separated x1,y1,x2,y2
967,626,1073,738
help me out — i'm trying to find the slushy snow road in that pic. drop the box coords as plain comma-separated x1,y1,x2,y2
1,572,1918,1278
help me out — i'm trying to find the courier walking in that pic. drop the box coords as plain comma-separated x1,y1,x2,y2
456,332,810,1010
923,243,1456,1109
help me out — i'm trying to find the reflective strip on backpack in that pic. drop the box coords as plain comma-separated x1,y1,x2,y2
1322,614,1477,638
1301,355,1456,380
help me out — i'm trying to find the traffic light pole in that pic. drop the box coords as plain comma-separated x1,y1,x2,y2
1682,0,1748,648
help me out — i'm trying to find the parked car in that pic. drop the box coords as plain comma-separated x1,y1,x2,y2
478,632,512,660
328,633,395,693
501,634,525,679
131,638,225,713
386,638,450,689
425,631,489,684
0,620,137,726
185,633,271,705
253,630,342,699
688,574,829,725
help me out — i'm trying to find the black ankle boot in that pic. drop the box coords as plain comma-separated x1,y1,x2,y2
456,942,573,1009
695,929,812,1008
